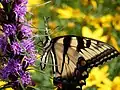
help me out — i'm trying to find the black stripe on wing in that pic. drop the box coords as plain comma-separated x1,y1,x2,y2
86,48,119,68
62,37,71,73
51,36,72,74
76,37,85,51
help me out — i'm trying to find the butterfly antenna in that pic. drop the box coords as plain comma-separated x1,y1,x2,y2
43,17,51,44
48,24,65,37
49,26,60,35
44,17,51,39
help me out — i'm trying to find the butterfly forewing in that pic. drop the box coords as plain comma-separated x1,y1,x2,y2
40,35,119,82
49,35,119,77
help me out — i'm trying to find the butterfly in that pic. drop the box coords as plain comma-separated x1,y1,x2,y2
40,19,120,90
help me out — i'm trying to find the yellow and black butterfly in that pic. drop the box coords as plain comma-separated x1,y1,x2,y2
40,19,120,90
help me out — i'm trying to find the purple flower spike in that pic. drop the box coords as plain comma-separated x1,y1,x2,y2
11,42,22,55
13,4,27,17
21,72,31,85
21,39,35,53
21,24,32,37
2,59,22,79
0,0,36,89
24,53,36,65
3,24,16,36
21,39,36,64
0,35,7,54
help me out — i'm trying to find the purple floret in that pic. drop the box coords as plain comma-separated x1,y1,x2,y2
3,24,17,36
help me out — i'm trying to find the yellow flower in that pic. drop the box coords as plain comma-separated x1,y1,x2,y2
100,14,113,28
85,14,113,29
48,21,57,30
0,3,3,8
97,78,112,90
56,5,84,19
27,0,43,33
0,81,13,90
28,0,42,5
81,0,97,10
81,0,89,6
97,76,120,90
88,15,113,29
100,14,113,23
111,76,120,90
36,54,41,59
28,66,35,73
112,14,120,31
5,88,13,90
30,11,39,33
84,65,109,88
91,18,102,28
27,0,44,11
82,26,108,42
110,36,120,51
67,22,75,28
56,6,73,19
0,81,6,86
91,0,97,10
